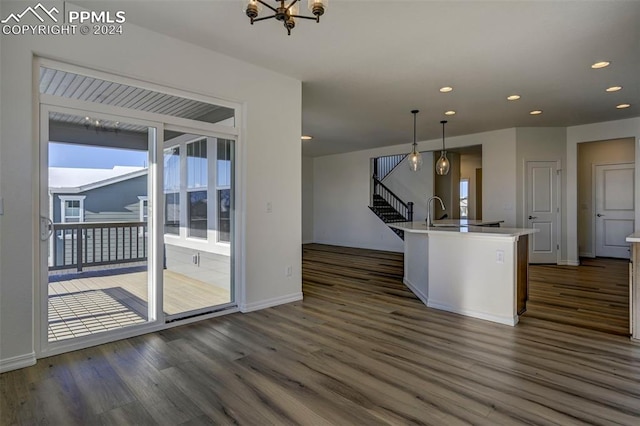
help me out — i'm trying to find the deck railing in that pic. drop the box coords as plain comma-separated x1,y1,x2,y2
50,221,147,272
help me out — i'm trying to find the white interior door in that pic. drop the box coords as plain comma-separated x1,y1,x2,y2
595,163,635,259
526,161,560,264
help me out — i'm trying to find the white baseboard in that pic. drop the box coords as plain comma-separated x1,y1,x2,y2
426,300,518,326
239,292,303,313
403,277,428,306
0,351,36,373
302,240,314,245
558,259,581,266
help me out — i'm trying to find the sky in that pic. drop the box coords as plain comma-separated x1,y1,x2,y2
49,142,148,169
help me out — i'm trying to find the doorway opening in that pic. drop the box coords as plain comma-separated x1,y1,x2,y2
525,138,635,336
577,138,635,260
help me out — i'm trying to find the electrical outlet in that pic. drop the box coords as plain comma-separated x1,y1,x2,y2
267,202,273,213
285,265,292,277
496,250,504,264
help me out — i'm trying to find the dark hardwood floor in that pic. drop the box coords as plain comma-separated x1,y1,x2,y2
527,257,630,335
1,244,639,425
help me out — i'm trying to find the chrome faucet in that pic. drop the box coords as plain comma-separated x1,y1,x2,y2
426,196,446,227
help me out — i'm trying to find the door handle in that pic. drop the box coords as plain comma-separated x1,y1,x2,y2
597,213,605,217
528,215,537,220
40,216,53,241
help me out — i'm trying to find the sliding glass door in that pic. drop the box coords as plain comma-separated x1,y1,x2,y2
37,62,240,356
40,107,161,349
162,130,235,320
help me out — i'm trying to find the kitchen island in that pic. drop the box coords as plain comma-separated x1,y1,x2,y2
390,222,536,326
626,232,639,341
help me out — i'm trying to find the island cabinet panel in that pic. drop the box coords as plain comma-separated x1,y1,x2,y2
391,221,537,326
625,232,640,341
632,243,639,340
517,235,529,315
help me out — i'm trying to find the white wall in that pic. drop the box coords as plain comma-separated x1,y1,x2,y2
567,118,640,264
313,128,518,251
471,129,518,226
302,156,314,244
0,1,301,369
313,148,406,252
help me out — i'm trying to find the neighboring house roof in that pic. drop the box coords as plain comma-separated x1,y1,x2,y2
49,166,148,193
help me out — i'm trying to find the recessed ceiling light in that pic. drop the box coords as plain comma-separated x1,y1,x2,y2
606,86,622,92
616,103,631,109
507,95,521,101
439,86,453,93
444,110,456,116
529,110,543,115
591,61,610,69
301,135,313,140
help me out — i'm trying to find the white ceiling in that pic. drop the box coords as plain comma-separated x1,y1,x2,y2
76,1,640,157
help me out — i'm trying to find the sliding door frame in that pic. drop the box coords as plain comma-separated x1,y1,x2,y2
37,103,165,357
162,124,238,322
34,57,244,358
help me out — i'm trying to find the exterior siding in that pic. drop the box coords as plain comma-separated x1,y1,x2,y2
53,174,147,223
51,174,148,269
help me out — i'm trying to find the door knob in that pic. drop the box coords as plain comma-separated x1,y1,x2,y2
40,216,53,241
596,213,604,217
528,215,537,220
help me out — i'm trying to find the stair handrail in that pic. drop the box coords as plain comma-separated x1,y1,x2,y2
373,154,407,181
372,176,414,222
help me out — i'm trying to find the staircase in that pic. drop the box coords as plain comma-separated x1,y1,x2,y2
369,156,414,239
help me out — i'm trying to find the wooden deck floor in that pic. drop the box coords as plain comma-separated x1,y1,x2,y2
526,257,630,335
48,269,231,341
2,243,639,425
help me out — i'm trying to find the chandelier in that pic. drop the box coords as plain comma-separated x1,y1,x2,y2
244,0,327,35
83,116,120,134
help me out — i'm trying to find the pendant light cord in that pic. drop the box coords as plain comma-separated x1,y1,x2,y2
441,120,447,151
412,109,419,151
413,114,417,149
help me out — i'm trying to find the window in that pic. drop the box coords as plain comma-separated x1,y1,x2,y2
164,193,180,235
460,179,469,218
138,196,149,236
138,196,148,222
59,196,86,223
162,135,233,246
187,139,208,239
188,191,208,239
217,139,232,243
218,189,231,242
164,147,180,235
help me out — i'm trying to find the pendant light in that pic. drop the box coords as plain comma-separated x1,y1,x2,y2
408,110,423,172
435,120,450,175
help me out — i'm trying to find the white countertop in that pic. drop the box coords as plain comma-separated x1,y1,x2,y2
390,221,537,238
627,232,640,243
432,219,504,227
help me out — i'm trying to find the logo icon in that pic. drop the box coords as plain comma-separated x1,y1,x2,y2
1,3,59,24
